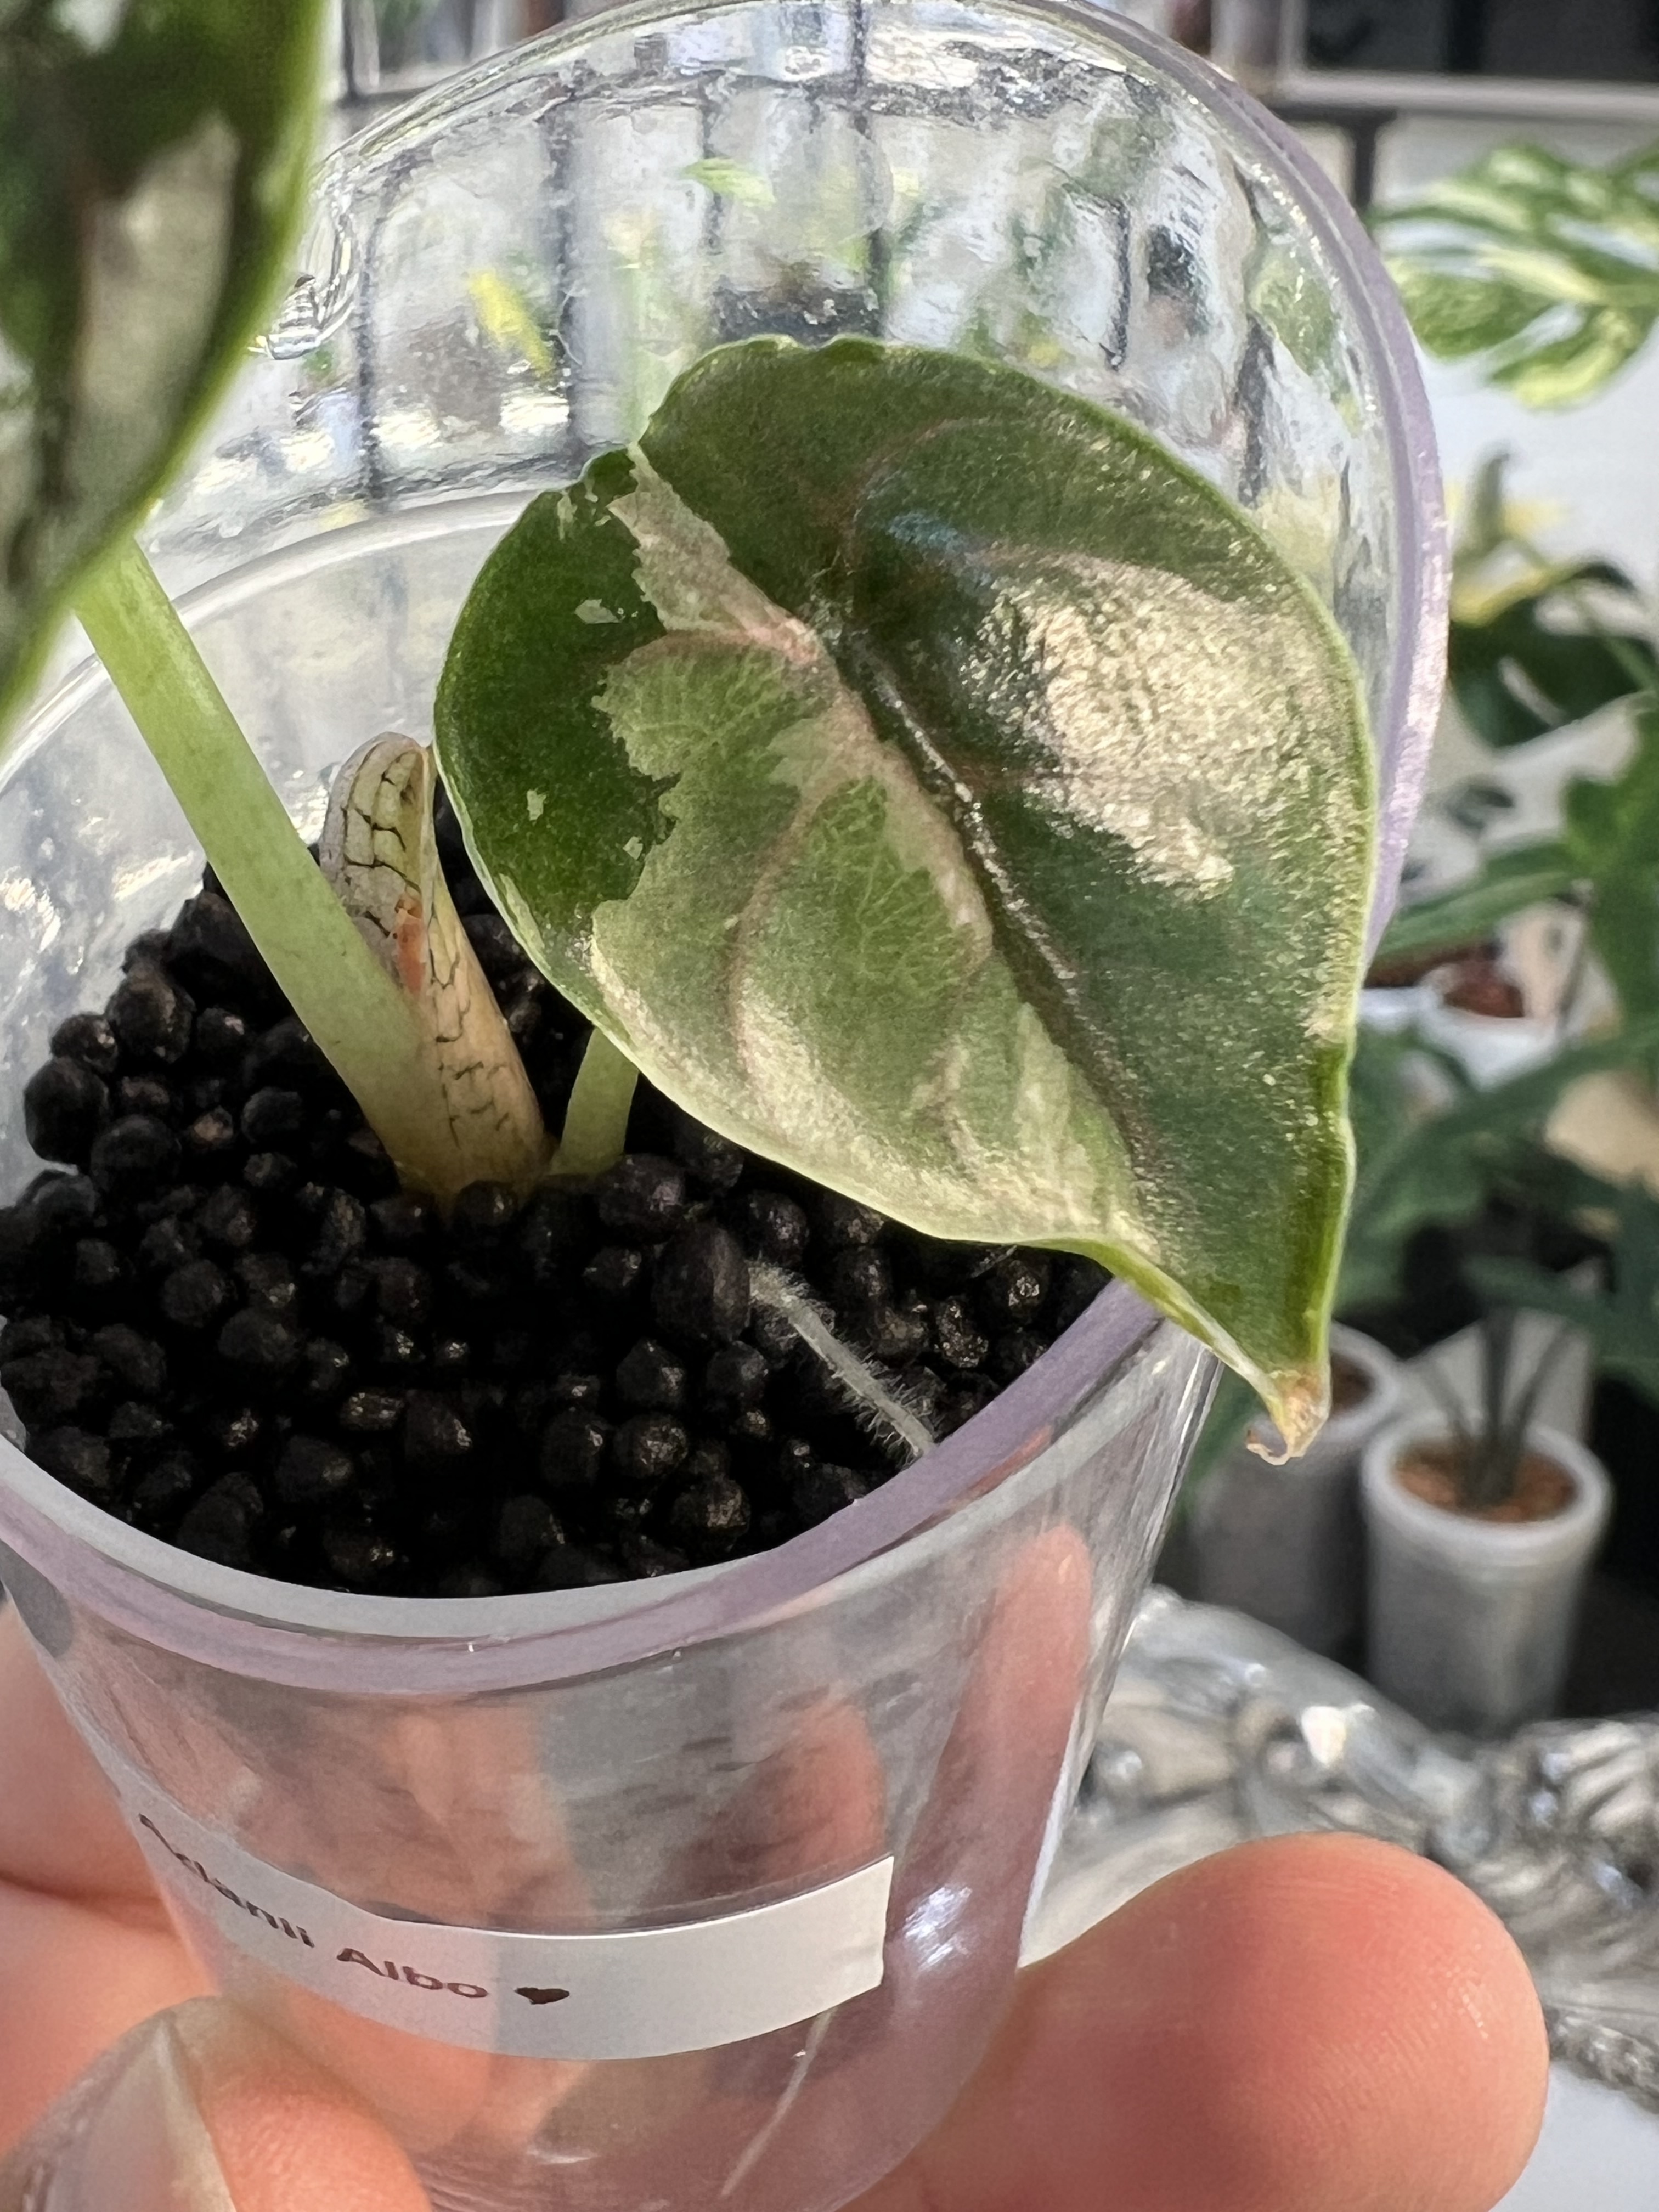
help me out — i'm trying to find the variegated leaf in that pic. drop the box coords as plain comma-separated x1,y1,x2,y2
437,341,1374,1449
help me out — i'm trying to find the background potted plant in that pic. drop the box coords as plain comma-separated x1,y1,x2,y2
1360,1148,1659,1738
1361,1302,1612,1740
1193,1006,1658,1733
1182,1006,1638,1652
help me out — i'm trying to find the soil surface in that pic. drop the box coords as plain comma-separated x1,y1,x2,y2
1363,942,1487,992
1436,953,1527,1020
0,802,1107,1598
1396,1441,1577,1525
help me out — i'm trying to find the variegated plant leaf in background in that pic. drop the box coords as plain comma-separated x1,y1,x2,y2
0,0,325,732
1374,141,1659,408
1440,456,1658,751
437,340,1374,1451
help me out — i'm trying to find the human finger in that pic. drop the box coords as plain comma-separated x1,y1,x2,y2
0,1607,208,2149
0,1605,159,1906
860,1831,1548,2212
618,1523,1095,2212
250,1699,590,2154
0,2000,430,2212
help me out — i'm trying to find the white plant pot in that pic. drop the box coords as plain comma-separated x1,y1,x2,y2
1190,1325,1403,1655
1360,1417,1611,1738
1417,978,1560,1088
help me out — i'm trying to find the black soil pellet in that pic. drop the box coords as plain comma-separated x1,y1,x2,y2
107,966,194,1064
33,1426,115,1502
273,1434,355,1506
651,1220,750,1345
24,1057,110,1166
0,809,1112,1596
51,1014,120,1080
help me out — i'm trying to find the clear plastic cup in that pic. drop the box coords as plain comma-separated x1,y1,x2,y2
0,4,1444,2207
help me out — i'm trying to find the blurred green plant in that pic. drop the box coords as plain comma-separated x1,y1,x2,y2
1338,1024,1654,1313
1182,1018,1659,1491
0,0,328,729
1381,692,1659,1035
1378,452,1659,1085
1475,1172,1659,1408
1374,141,1659,408
1446,455,1656,753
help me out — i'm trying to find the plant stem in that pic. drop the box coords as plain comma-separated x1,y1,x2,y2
74,538,453,1187
557,1028,639,1177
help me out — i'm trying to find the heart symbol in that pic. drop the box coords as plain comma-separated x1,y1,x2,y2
516,1986,571,2006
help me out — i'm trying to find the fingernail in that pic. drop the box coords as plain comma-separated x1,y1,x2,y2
0,2011,235,2212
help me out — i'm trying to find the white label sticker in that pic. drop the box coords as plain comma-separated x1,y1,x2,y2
95,1742,893,2059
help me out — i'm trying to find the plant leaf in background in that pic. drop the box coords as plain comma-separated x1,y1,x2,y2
1383,701,1659,1069
1339,1018,1659,1314
1379,843,1577,963
1441,453,1656,751
1472,1175,1659,1408
438,338,1375,1451
1563,697,1659,1048
1375,141,1659,408
1344,1029,1504,1311
1451,561,1656,750
0,0,325,733
1185,1019,1659,1483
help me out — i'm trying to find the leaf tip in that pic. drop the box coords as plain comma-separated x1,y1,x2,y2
1249,1365,1330,1463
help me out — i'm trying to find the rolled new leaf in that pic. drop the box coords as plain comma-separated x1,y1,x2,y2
436,340,1374,1451
321,736,548,1201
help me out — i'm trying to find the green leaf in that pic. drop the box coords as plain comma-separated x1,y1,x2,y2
438,339,1375,1451
1388,267,1552,362
1491,309,1653,410
0,0,325,733
1450,580,1656,751
1339,1027,1489,1314
1471,1188,1659,1407
1338,1017,1659,1314
1566,698,1659,1049
1379,843,1579,963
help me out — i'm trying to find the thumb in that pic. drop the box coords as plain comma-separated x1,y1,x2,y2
0,1999,430,2212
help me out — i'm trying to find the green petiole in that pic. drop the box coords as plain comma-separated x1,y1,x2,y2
556,1028,640,1178
73,538,458,1193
